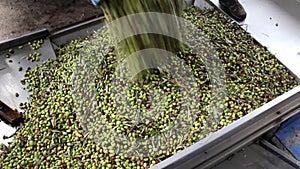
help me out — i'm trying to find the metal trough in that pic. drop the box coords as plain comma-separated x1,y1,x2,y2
0,0,300,168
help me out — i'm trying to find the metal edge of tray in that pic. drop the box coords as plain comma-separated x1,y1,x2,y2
0,29,49,51
151,85,300,169
49,16,106,47
194,0,217,9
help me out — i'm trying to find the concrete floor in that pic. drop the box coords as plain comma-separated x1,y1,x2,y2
0,0,101,41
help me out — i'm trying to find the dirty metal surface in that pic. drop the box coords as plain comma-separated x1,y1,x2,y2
194,0,214,9
50,17,106,48
0,37,56,111
0,35,56,146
